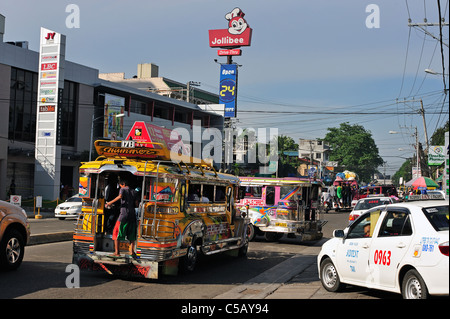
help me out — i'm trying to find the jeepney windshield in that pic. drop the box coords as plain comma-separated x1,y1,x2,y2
239,186,263,198
280,186,300,201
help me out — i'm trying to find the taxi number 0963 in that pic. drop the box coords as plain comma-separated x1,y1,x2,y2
373,250,391,266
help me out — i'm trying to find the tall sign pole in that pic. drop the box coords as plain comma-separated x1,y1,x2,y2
34,27,66,200
209,7,252,118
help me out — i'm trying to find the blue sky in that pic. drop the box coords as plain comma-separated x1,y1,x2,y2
1,0,448,175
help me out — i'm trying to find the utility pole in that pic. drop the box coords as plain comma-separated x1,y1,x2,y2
397,99,429,153
415,126,420,178
419,99,429,152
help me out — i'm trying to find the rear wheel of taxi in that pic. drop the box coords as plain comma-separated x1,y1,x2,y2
402,269,429,299
320,258,345,292
0,229,25,270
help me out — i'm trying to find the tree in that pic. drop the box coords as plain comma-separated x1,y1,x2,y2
324,122,383,182
276,135,300,177
392,158,412,186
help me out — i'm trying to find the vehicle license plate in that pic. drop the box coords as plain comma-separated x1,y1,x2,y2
275,222,287,227
60,211,67,215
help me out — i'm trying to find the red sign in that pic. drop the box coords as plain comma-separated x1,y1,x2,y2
41,63,57,71
125,121,190,155
209,8,252,48
39,105,56,112
218,49,242,56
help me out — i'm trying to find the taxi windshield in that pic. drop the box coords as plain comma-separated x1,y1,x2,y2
422,205,449,231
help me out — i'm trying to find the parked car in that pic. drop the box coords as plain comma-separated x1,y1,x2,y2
318,200,449,299
55,195,82,220
0,200,30,270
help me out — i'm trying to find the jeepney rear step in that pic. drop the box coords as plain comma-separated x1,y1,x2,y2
89,252,159,279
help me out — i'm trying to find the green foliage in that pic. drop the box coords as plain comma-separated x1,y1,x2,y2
324,122,383,182
392,159,412,186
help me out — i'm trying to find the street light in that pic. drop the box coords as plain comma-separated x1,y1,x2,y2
424,68,448,76
89,113,125,161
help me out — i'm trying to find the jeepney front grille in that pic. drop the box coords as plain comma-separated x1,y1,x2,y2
141,218,176,240
138,248,174,262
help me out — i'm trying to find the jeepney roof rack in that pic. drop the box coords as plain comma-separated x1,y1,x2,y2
94,139,218,177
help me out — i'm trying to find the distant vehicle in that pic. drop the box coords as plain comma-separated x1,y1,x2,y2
237,177,326,242
55,195,82,220
0,200,30,270
349,196,395,224
318,200,449,299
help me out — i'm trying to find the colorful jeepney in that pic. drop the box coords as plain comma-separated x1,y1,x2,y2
73,140,249,279
237,177,327,242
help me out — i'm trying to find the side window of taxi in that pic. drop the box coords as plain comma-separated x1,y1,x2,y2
347,209,381,239
378,210,412,237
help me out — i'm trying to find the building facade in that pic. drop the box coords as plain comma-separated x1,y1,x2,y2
0,17,223,201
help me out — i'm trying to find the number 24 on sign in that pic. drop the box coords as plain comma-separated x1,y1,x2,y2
220,85,235,97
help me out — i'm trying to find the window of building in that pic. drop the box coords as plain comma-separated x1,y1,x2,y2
9,67,38,142
59,80,78,146
9,68,78,147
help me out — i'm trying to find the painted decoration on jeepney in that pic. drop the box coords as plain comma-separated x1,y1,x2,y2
205,215,231,241
79,176,89,198
152,183,175,202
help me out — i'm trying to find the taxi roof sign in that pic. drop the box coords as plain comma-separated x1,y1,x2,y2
405,193,445,201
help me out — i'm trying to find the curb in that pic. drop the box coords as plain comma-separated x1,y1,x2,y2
28,231,73,246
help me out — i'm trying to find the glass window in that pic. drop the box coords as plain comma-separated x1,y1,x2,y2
378,211,412,237
239,186,262,198
347,209,381,239
266,186,275,205
422,206,449,231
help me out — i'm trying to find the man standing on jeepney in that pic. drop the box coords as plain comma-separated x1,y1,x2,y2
106,179,137,258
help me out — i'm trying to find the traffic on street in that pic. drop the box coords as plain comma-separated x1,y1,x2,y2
1,2,448,312
0,208,406,300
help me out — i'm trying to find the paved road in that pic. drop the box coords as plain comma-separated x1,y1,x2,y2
3,210,399,301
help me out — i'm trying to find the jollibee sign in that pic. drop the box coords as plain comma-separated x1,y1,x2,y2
209,8,252,48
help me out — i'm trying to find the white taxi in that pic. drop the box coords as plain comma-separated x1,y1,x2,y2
318,200,449,299
349,196,395,224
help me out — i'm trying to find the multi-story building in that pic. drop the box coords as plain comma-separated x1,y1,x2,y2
0,15,223,200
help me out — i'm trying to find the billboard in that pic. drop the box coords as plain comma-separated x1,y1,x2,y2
219,64,237,118
428,145,445,166
208,8,252,48
103,93,124,139
125,121,190,156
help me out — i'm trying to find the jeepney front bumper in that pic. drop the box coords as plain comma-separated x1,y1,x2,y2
258,219,327,237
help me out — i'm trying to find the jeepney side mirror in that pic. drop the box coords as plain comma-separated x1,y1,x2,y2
333,229,345,238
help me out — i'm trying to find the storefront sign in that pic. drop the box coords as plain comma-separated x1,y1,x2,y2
428,145,445,165
209,8,252,48
218,49,242,56
35,27,66,200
